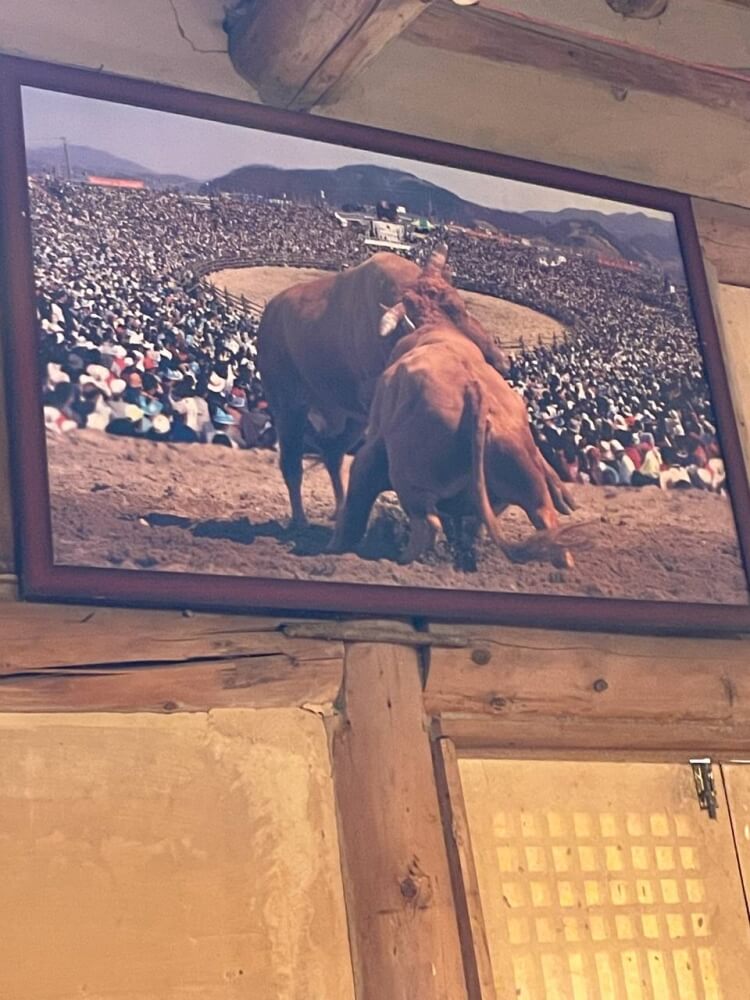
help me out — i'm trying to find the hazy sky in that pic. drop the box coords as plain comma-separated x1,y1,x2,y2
21,87,670,220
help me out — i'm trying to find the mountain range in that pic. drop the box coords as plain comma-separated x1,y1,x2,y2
25,144,198,190
25,145,682,272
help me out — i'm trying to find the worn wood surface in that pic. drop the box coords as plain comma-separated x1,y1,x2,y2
0,603,344,712
330,642,468,1000
426,624,750,756
0,602,333,671
693,198,750,288
0,709,355,1000
405,1,750,122
0,653,343,714
433,738,499,1000
283,618,467,647
227,0,432,109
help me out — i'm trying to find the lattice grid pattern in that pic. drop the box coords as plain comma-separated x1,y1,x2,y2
495,808,717,998
458,761,749,1000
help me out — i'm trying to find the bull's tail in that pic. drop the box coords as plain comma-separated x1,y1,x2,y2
544,461,577,516
466,381,503,546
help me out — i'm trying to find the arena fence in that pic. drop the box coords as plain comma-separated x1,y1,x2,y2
189,255,342,320
189,255,573,347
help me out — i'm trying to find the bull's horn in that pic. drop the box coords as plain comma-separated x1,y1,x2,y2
379,301,406,337
425,241,449,273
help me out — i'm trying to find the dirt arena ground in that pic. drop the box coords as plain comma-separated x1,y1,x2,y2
210,266,564,348
47,432,749,606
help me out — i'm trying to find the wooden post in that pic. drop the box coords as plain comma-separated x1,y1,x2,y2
329,642,468,999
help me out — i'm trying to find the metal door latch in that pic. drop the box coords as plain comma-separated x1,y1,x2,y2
690,759,718,820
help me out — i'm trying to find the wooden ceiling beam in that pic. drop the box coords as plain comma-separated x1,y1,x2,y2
404,1,750,121
225,0,433,110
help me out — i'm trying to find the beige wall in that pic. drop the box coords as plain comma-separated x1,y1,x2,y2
0,709,355,1000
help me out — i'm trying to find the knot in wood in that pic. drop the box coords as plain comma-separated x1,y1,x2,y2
490,695,507,711
399,859,433,909
471,646,492,666
592,678,609,693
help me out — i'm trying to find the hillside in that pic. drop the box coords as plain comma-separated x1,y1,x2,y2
209,163,545,237
25,145,682,270
210,162,680,269
25,144,198,189
527,207,683,274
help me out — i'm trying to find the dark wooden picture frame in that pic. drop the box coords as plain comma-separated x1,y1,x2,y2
2,54,750,633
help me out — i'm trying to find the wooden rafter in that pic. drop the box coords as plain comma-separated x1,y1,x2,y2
226,0,433,110
404,1,750,121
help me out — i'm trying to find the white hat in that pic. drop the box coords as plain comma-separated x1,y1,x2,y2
208,372,226,393
152,414,171,435
46,363,69,386
109,378,126,396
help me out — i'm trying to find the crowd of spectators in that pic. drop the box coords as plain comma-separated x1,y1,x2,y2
443,231,724,490
34,178,366,449
32,176,723,490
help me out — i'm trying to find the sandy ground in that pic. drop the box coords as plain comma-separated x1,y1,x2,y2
48,432,748,606
210,266,564,348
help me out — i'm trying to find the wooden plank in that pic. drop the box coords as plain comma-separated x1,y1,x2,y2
0,602,336,672
329,642,468,999
405,1,750,121
722,763,750,921
0,653,343,713
459,758,750,997
433,738,500,1000
425,624,750,755
0,709,355,1000
227,0,432,110
437,717,750,759
693,198,750,287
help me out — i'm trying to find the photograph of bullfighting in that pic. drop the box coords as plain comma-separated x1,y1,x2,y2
22,86,750,607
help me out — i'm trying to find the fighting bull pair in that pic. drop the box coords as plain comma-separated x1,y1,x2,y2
256,245,575,566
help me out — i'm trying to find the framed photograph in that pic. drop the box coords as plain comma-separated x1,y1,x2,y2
2,55,750,632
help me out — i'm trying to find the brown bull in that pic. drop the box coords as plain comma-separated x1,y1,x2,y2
256,248,509,527
330,256,575,564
